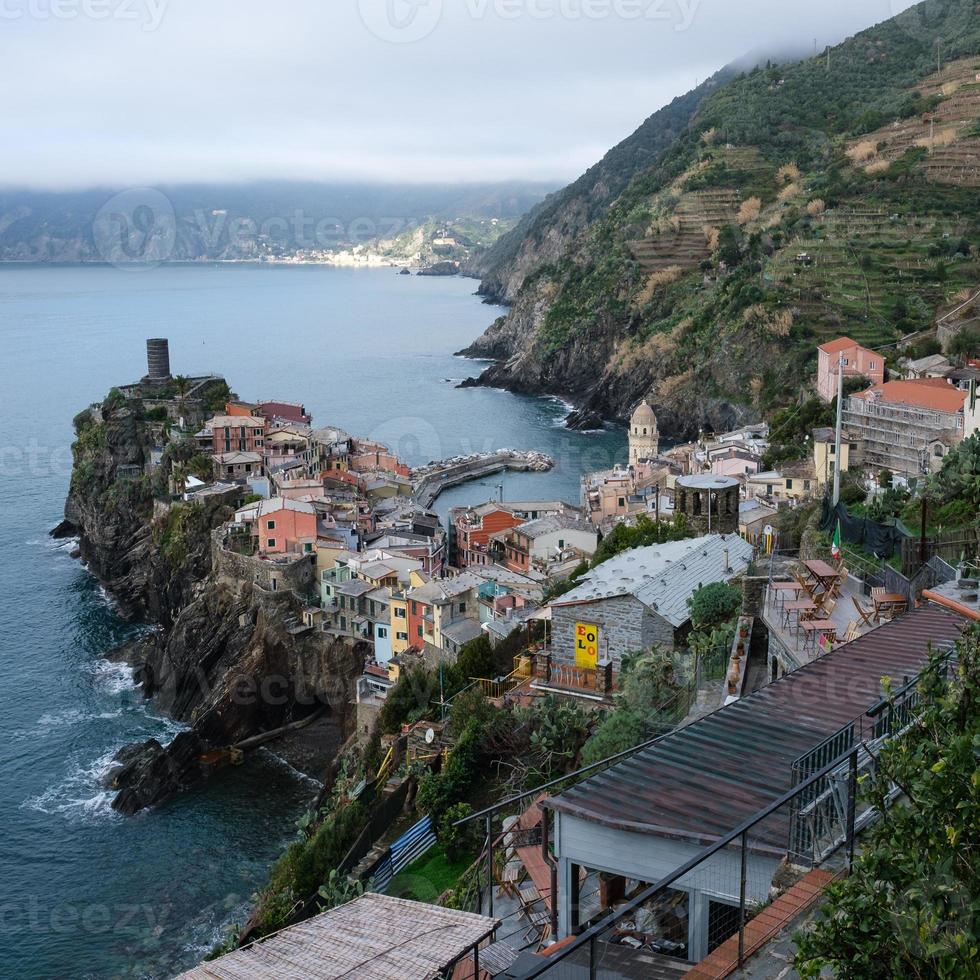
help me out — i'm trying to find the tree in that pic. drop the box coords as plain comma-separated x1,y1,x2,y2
688,582,742,630
794,629,980,979
581,650,682,764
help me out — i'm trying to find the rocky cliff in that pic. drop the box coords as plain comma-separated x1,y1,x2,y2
462,0,980,436
58,389,366,814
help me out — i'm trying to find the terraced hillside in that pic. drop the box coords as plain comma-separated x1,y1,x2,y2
464,0,980,437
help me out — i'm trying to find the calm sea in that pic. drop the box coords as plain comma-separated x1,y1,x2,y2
0,263,624,978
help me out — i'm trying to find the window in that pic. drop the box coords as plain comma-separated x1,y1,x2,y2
395,607,406,618
417,625,423,638
411,601,417,615
396,631,408,642
267,538,277,548
558,539,565,549
934,444,945,458
804,480,811,491
829,444,836,454
618,497,626,508
304,543,313,553
785,479,793,490
245,464,252,473
377,627,387,639
340,616,346,630
267,520,276,530
458,602,466,614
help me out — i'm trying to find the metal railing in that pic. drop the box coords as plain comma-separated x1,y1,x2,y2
511,745,865,978
494,651,955,978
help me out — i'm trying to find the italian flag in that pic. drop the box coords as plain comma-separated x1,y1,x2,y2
831,519,841,561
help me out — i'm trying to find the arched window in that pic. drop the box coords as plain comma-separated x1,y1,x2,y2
933,444,944,458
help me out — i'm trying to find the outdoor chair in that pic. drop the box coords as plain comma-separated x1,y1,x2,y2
851,596,875,628
828,565,849,599
841,620,861,643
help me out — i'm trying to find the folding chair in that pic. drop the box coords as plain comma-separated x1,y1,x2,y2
851,595,875,628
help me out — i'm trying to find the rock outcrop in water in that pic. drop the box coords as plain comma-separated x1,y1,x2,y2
59,388,366,814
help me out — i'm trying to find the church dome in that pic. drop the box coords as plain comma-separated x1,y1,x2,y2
631,400,658,429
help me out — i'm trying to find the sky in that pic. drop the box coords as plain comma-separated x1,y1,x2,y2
1,0,922,189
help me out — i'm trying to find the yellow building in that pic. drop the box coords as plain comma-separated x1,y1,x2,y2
389,570,428,656
811,427,859,488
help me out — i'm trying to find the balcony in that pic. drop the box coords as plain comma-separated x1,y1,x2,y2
762,558,877,670
528,650,617,701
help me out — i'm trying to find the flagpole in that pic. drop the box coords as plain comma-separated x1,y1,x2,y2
832,351,845,506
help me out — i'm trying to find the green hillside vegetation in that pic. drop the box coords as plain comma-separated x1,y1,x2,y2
486,0,980,427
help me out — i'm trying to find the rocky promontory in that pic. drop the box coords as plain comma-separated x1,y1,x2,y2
59,386,366,814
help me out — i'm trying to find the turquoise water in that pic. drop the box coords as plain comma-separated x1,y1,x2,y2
0,264,625,977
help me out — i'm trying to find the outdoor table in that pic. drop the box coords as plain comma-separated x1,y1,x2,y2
872,592,907,622
783,598,817,630
770,580,806,608
801,619,836,651
802,559,840,592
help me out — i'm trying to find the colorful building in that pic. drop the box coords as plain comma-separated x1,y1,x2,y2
252,497,318,555
450,502,526,568
208,415,266,455
815,337,884,403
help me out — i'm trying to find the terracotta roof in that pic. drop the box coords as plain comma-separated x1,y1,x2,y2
853,378,966,414
544,606,965,847
817,336,861,354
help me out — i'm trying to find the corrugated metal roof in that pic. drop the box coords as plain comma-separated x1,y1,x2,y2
551,535,754,627
545,606,965,847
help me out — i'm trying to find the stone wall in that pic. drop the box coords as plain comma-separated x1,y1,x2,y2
551,594,676,670
211,527,314,595
675,483,739,535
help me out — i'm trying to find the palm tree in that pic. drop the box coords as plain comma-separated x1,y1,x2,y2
172,375,191,431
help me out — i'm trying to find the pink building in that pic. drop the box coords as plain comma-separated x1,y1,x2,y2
254,498,317,555
209,415,266,455
816,337,884,402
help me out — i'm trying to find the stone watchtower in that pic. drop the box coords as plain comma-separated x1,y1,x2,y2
145,338,172,381
629,399,659,466
675,474,740,535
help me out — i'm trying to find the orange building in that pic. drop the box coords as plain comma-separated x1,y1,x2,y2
254,498,318,555
450,502,525,568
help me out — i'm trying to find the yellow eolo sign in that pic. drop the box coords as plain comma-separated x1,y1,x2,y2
575,621,600,668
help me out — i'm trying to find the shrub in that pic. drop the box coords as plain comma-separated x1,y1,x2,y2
794,630,980,979
688,582,742,630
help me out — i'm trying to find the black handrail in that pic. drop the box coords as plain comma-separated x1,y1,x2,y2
510,740,866,979
453,726,677,827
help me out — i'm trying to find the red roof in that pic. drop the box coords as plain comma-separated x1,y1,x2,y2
817,336,861,355
258,401,310,423
854,378,966,414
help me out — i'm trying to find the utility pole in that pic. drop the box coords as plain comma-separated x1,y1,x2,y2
832,351,845,507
